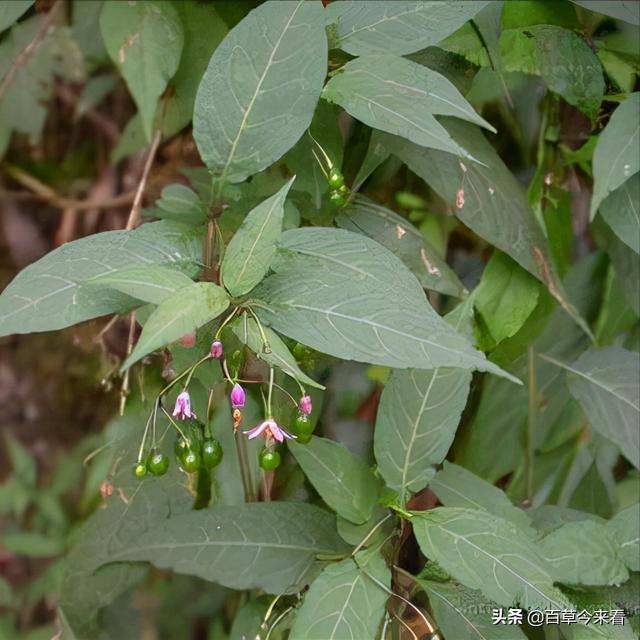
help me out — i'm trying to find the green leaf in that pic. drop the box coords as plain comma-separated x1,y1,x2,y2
124,282,229,369
599,172,640,255
0,0,33,33
108,502,347,593
382,120,590,337
4,433,36,488
0,17,85,141
1,531,64,558
374,367,471,500
323,55,494,161
289,555,389,640
230,316,323,389
0,221,202,337
327,1,490,56
337,196,466,298
542,347,640,468
253,227,518,381
100,1,183,141
86,265,195,305
539,520,629,586
474,252,540,348
153,184,207,225
412,507,570,609
419,579,527,640
501,25,605,118
289,436,380,524
193,0,327,183
607,504,640,571
59,410,194,638
221,178,294,297
531,505,606,537
572,1,640,25
429,463,535,536
590,93,640,219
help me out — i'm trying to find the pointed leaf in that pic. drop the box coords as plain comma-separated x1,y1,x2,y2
539,520,629,586
193,0,327,183
419,579,527,640
429,463,535,537
337,195,466,297
382,120,590,337
412,507,570,609
542,347,640,468
289,556,389,640
323,55,494,160
230,316,323,389
328,1,490,56
124,282,229,369
0,0,33,33
221,178,294,297
86,266,195,305
599,173,640,255
590,93,640,219
253,227,518,381
100,1,183,141
572,1,640,26
0,221,202,337
374,369,470,500
289,436,380,524
108,502,348,594
607,504,640,571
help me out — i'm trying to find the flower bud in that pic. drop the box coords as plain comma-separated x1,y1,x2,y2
230,383,246,409
298,394,312,416
210,339,223,359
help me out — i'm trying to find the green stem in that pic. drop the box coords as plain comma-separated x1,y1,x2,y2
527,346,537,503
214,306,240,339
159,354,211,397
267,367,274,416
234,430,255,502
137,411,154,462
160,405,191,445
245,306,271,353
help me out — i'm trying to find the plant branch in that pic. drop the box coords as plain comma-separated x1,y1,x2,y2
0,1,62,103
125,130,162,230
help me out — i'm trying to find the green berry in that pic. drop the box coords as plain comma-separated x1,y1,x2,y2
133,462,147,478
329,190,346,207
148,450,169,476
294,413,313,436
328,168,344,189
259,448,281,471
174,437,189,459
179,447,201,473
295,431,312,444
201,438,223,469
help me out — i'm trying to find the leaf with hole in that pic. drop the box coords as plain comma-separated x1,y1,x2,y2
100,1,184,141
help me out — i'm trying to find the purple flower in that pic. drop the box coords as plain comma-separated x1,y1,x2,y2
298,395,312,416
173,390,196,420
210,340,223,359
244,418,295,443
230,383,246,409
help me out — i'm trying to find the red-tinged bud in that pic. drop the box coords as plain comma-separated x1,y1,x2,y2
210,340,223,359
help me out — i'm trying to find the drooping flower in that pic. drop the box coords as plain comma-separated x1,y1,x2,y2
173,390,196,420
298,394,312,416
210,340,223,359
244,418,295,443
230,383,246,409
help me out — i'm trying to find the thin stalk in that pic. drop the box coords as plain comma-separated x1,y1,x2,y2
352,514,392,556
267,367,274,416
160,405,190,445
234,430,255,502
158,354,210,397
214,306,240,339
526,346,537,503
137,412,154,462
245,305,271,353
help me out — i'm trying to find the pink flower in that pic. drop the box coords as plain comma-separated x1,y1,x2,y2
173,390,196,420
298,395,312,416
244,418,295,443
230,383,246,409
210,340,223,359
